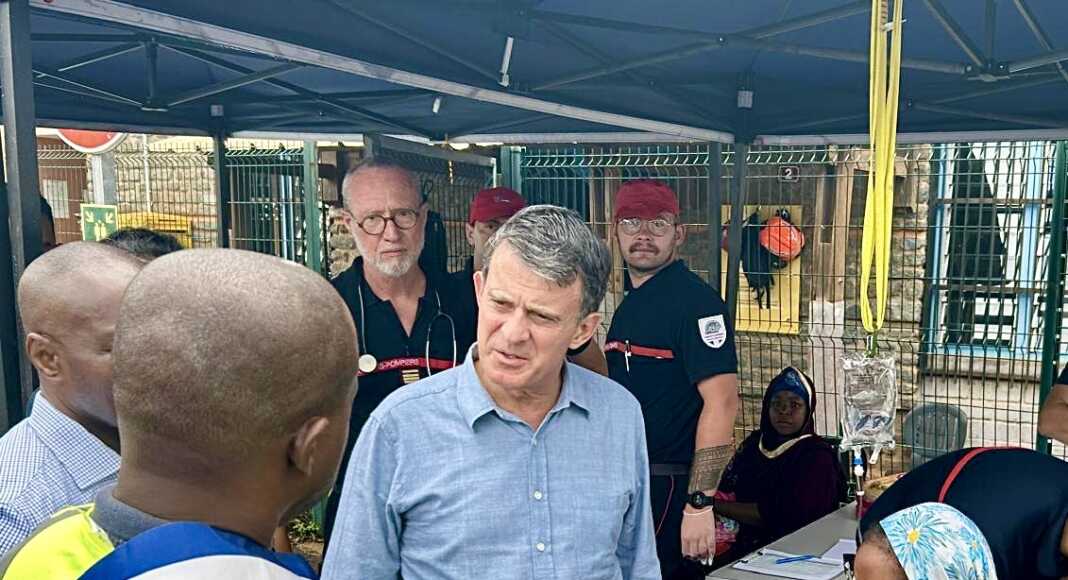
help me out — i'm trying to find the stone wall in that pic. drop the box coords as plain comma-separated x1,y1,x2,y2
112,138,219,248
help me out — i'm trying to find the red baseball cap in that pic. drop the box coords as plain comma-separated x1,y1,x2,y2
613,180,680,222
469,187,525,224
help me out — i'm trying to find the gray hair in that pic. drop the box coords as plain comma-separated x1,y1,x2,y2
340,157,421,208
481,205,610,318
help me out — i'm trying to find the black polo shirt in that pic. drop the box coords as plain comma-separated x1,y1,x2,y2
606,259,738,465
323,258,474,541
331,258,475,439
859,448,1068,579
1060,364,1068,385
448,256,478,333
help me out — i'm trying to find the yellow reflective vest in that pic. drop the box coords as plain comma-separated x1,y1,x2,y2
0,503,114,580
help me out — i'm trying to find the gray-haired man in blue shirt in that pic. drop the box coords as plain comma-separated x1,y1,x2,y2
324,205,660,580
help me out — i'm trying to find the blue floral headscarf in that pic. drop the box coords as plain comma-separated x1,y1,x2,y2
880,502,998,580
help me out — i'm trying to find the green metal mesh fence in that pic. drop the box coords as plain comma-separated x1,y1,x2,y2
518,141,1068,476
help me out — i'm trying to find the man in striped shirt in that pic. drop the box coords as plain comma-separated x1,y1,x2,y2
0,243,143,555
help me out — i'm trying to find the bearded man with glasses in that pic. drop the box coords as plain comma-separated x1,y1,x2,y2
322,158,475,552
606,179,740,580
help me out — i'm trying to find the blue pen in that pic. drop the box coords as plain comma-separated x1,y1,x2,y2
775,554,816,564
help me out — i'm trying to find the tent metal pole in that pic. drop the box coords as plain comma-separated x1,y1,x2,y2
1012,0,1068,86
145,38,159,107
536,19,716,123
707,142,724,293
32,0,734,143
165,63,303,107
212,131,232,249
50,42,142,74
32,66,142,106
921,0,985,67
1,0,41,427
910,102,1061,128
450,114,552,136
529,2,868,40
1036,141,1067,454
325,0,499,84
985,0,996,62
163,45,432,137
30,32,139,42
1009,47,1068,73
725,142,747,318
220,89,427,106
33,80,143,107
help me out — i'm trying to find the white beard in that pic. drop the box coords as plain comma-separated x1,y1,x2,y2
355,235,425,278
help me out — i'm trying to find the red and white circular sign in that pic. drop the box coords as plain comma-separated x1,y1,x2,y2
56,129,127,154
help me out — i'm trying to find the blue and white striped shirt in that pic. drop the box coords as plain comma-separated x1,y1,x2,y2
0,393,119,555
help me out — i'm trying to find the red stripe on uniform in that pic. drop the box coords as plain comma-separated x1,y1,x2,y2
604,341,674,360
357,357,456,377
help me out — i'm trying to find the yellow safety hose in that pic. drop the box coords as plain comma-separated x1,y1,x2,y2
860,0,904,341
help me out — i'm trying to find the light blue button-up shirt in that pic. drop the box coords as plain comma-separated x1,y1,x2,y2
323,348,660,580
0,392,119,555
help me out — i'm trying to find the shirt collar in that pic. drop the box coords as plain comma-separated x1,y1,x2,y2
455,344,591,431
29,393,120,490
624,259,685,293
92,485,169,545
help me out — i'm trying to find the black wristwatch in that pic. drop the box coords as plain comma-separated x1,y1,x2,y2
687,491,715,509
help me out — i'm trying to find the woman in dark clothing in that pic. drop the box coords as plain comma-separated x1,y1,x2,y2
715,367,844,559
858,447,1068,579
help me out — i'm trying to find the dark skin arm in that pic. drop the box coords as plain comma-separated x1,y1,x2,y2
1038,385,1068,446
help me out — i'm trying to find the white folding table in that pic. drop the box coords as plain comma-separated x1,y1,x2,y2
707,502,858,580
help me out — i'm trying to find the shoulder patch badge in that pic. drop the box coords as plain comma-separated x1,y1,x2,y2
698,314,727,349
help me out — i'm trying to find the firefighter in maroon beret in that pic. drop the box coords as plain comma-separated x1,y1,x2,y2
606,179,739,579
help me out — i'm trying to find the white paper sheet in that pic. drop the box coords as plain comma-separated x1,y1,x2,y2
732,548,843,580
820,539,857,562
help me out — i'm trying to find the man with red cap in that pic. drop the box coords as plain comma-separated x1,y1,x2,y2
605,179,739,579
451,186,608,375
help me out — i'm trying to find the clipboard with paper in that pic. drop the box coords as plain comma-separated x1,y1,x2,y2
732,548,842,580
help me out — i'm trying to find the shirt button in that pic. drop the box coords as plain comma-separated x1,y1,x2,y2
535,542,546,552
533,490,544,500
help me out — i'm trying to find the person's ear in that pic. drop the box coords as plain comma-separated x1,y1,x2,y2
288,416,331,476
474,270,485,309
674,222,687,248
465,223,476,247
569,312,602,351
26,333,61,379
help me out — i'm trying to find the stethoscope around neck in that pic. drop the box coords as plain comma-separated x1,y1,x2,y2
355,282,458,376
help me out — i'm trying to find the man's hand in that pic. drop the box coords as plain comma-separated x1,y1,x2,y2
680,504,716,564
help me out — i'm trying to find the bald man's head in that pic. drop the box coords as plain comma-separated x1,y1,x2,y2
113,249,358,483
18,241,142,333
17,242,143,444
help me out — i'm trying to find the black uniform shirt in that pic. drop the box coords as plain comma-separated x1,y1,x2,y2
323,258,475,540
606,259,738,465
331,258,475,443
859,448,1068,579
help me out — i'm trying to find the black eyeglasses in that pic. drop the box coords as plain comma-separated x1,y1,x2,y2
355,209,420,235
617,217,675,237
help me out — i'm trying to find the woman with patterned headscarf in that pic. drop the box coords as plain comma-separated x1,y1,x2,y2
856,502,997,580
713,367,845,561
859,447,1068,578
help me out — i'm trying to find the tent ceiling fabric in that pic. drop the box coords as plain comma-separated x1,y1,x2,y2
16,0,1068,141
